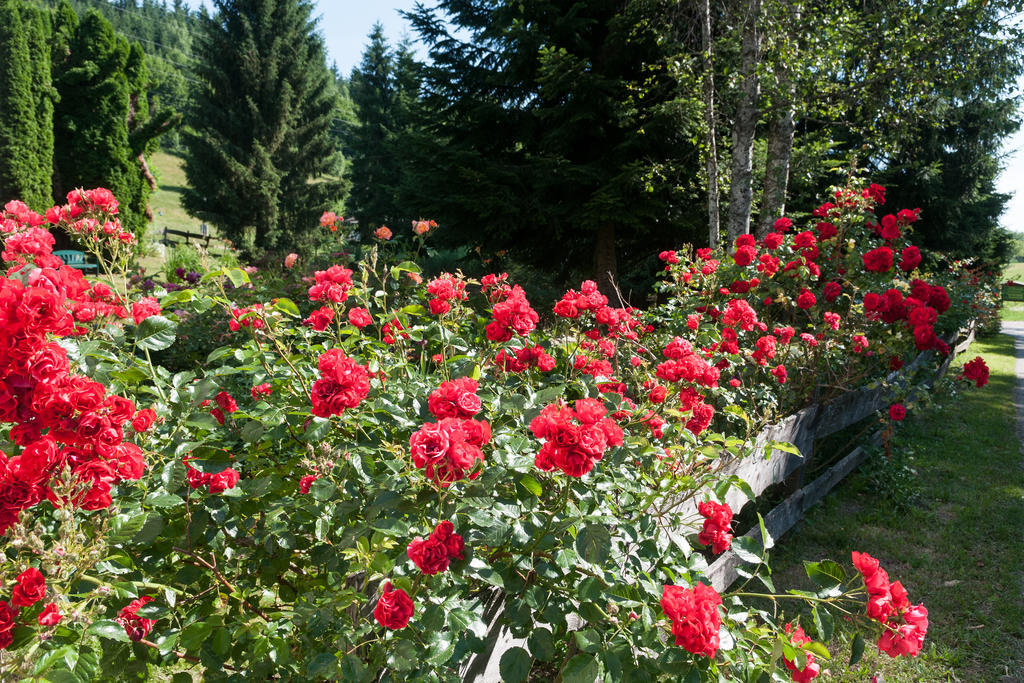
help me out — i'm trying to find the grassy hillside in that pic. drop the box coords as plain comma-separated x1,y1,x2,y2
148,151,205,239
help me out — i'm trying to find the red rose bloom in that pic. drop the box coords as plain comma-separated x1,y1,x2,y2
348,307,372,328
215,391,237,414
37,603,62,626
796,289,816,310
427,377,482,419
251,383,272,400
660,583,722,658
303,306,334,331
407,535,450,575
131,408,156,432
374,582,414,630
117,596,156,641
131,297,160,325
0,600,16,650
961,356,989,388
407,521,465,575
899,245,922,272
697,501,733,554
863,246,894,272
310,349,370,418
299,474,317,494
11,567,46,607
889,403,906,421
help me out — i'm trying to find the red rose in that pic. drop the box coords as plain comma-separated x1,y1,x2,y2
117,596,156,641
37,603,62,626
207,467,240,494
374,582,413,630
12,567,46,607
961,356,989,388
863,246,894,272
407,535,451,575
347,307,372,328
251,383,272,400
303,306,334,331
796,289,816,310
310,350,370,418
299,474,317,494
660,583,722,658
0,600,16,650
899,245,922,272
131,297,160,325
889,404,906,421
131,408,156,432
215,391,237,414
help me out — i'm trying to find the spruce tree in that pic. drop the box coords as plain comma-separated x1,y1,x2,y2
347,24,408,234
403,0,703,293
0,0,52,209
182,0,344,254
51,5,170,243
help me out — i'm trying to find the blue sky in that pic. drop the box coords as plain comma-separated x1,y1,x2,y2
189,1,1024,233
189,1,423,76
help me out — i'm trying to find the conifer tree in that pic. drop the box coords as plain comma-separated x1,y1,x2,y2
52,6,170,241
348,25,421,234
182,0,343,254
0,0,53,209
403,0,702,293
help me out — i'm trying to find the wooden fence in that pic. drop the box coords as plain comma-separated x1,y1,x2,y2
462,324,976,681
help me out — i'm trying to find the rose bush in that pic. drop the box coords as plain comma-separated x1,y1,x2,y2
0,183,997,680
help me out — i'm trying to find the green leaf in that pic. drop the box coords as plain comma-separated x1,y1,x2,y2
731,535,764,564
812,605,834,642
88,620,129,642
145,493,184,508
108,514,147,545
528,627,555,661
804,640,831,661
499,646,532,682
132,513,164,545
849,633,866,666
310,478,337,501
135,315,178,351
273,297,301,317
804,560,846,594
575,524,611,565
306,653,337,678
226,268,251,287
161,460,186,490
518,474,543,497
561,653,599,683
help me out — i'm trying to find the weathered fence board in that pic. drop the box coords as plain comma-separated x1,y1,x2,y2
465,323,976,680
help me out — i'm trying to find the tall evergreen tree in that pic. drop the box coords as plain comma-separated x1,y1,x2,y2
182,0,343,254
404,0,703,294
348,25,420,234
0,0,53,209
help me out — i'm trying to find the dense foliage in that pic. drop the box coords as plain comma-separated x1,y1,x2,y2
182,0,346,256
0,181,995,680
0,1,54,210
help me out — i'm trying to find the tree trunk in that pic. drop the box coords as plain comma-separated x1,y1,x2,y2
757,95,795,238
700,0,721,249
593,222,618,300
757,4,799,239
726,0,762,242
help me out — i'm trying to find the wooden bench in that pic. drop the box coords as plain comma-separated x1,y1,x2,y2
162,227,212,249
53,250,99,272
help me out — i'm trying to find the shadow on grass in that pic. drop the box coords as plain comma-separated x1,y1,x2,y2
759,333,1024,681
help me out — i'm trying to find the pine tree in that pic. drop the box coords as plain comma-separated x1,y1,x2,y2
51,5,172,243
182,0,344,254
403,0,703,293
348,24,417,234
0,0,52,209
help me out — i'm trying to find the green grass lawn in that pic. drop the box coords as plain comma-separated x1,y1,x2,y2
149,150,205,238
759,331,1024,681
1003,261,1024,282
